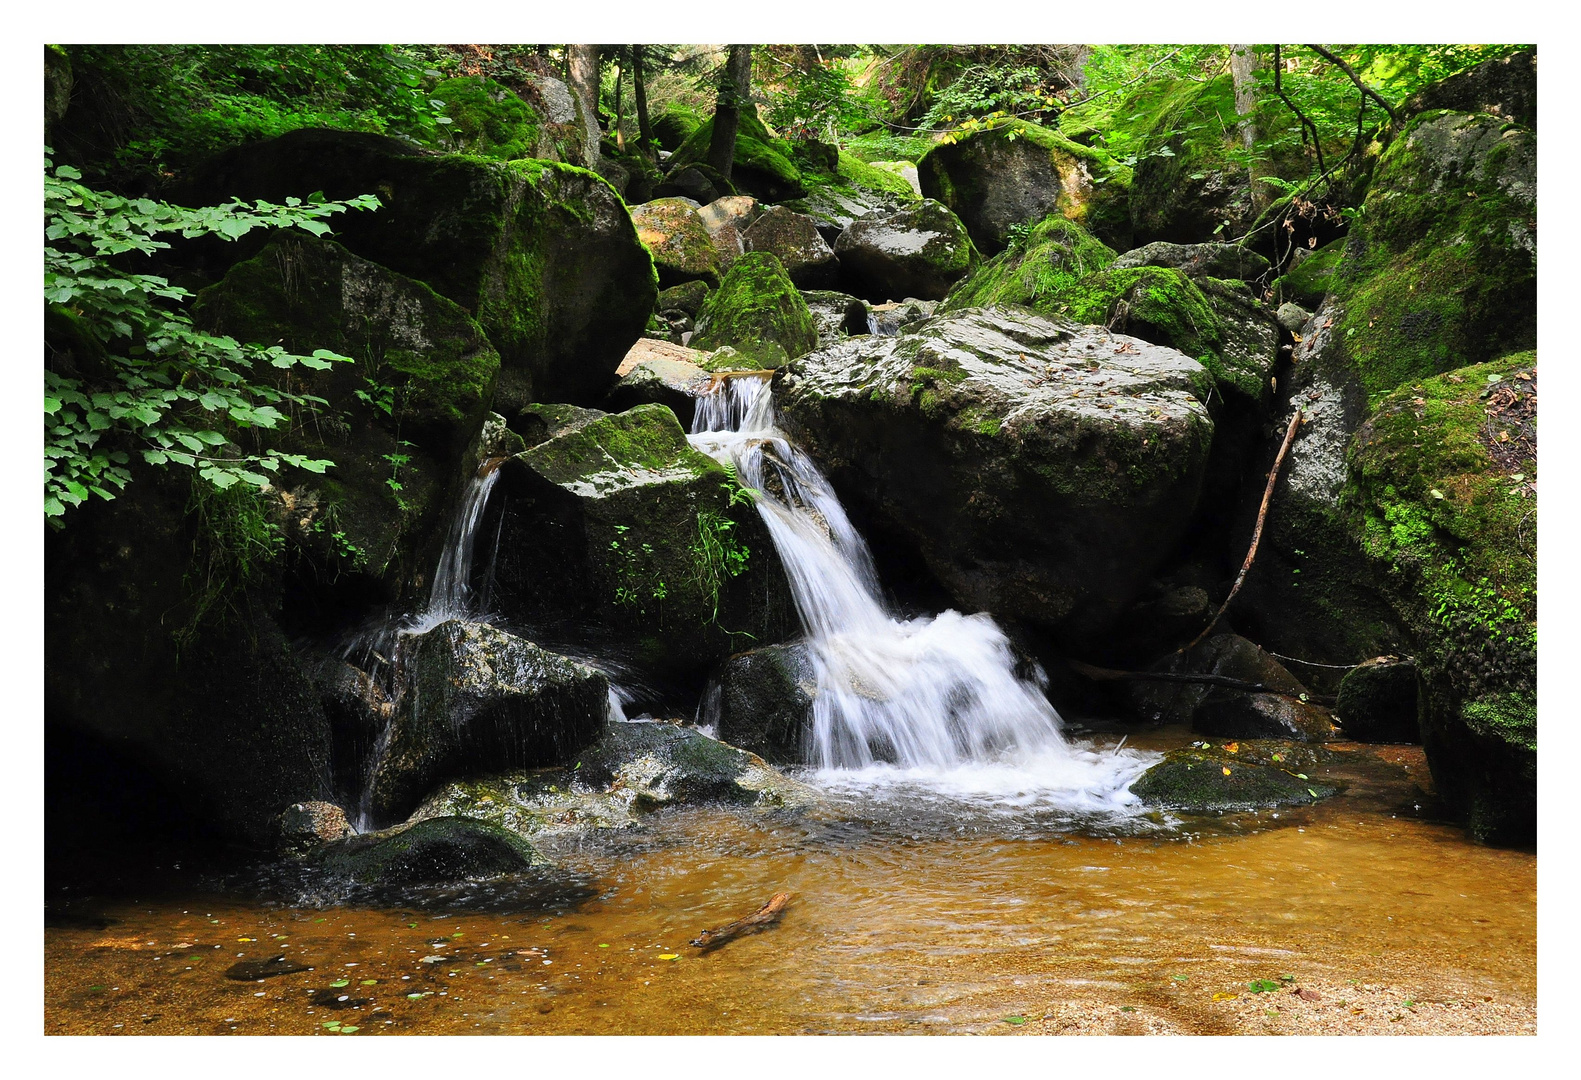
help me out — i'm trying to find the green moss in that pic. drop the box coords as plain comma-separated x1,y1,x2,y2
652,104,702,152
1330,111,1535,398
691,252,818,365
942,214,1117,312
1274,239,1344,307
835,151,920,200
1131,747,1338,811
432,76,541,161
522,403,720,483
667,110,805,200
1460,692,1536,753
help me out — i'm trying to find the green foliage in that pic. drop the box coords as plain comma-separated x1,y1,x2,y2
181,478,285,641
764,60,868,143
609,524,665,613
63,45,453,183
920,63,1068,131
43,152,380,524
431,75,539,160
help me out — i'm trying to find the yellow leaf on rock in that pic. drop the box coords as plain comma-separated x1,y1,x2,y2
1222,766,1232,776
658,954,679,961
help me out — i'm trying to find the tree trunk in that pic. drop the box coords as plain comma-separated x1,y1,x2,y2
613,57,625,152
706,44,754,183
632,44,656,160
567,44,602,169
1230,44,1273,214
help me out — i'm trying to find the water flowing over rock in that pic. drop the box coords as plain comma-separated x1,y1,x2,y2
776,306,1215,644
834,200,978,302
481,404,796,678
181,128,656,406
686,372,1155,808
363,620,610,825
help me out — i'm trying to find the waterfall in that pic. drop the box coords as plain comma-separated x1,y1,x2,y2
420,456,504,628
688,374,1152,808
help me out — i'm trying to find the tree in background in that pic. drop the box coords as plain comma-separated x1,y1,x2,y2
566,44,602,169
706,44,754,183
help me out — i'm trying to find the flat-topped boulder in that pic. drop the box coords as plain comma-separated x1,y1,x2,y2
834,200,978,302
777,305,1215,642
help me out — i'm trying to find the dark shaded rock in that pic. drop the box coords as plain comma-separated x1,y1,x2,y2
1109,584,1213,659
365,621,609,824
691,252,820,368
743,206,839,289
181,129,656,405
578,719,764,806
192,234,499,595
917,119,1129,253
604,352,712,430
777,306,1214,644
483,405,796,678
715,644,818,763
311,816,548,884
630,197,721,288
225,956,311,981
507,402,606,449
1335,657,1421,743
802,290,870,346
652,104,702,152
1127,634,1336,742
655,164,727,205
1111,241,1271,281
1131,745,1339,812
665,110,804,203
274,800,355,857
835,200,978,302
658,279,713,319
1403,47,1536,128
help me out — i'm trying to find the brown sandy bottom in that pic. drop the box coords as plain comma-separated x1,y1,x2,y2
43,743,1535,1035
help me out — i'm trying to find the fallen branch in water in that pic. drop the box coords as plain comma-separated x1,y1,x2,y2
1180,409,1305,654
690,892,790,952
1067,658,1336,706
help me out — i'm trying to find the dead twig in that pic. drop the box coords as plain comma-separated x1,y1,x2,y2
1180,409,1304,653
690,892,790,953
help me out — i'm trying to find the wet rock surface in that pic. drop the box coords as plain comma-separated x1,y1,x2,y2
1132,741,1340,812
1335,658,1422,743
714,644,819,764
834,200,978,302
778,306,1214,644
310,816,549,885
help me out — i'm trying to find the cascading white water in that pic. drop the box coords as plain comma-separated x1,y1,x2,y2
688,374,1154,811
420,456,505,628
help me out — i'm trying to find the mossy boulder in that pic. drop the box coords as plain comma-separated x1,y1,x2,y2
365,620,610,825
1326,110,1535,399
182,129,657,406
1131,745,1339,812
192,235,500,593
834,200,978,303
630,197,721,288
714,643,818,764
1403,47,1536,128
310,816,549,884
917,118,1130,253
1334,657,1421,743
1111,241,1271,282
691,252,819,368
665,109,805,202
432,75,542,161
481,404,797,679
657,279,713,319
1273,239,1343,308
1345,352,1536,844
652,104,703,152
742,206,839,289
777,306,1215,643
941,214,1118,313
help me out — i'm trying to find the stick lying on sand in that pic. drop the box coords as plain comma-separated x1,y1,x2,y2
690,892,790,952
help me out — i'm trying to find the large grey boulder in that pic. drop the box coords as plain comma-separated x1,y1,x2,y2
834,200,978,302
743,206,839,289
777,306,1215,643
801,290,870,346
310,816,549,884
365,620,609,825
1111,241,1271,281
783,184,911,245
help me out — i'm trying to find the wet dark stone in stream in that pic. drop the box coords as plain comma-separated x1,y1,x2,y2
309,816,550,886
225,955,310,981
1131,746,1339,813
309,989,371,1009
1334,657,1421,743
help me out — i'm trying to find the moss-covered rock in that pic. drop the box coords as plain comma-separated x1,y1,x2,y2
432,75,543,161
742,206,839,289
652,104,703,152
310,816,549,884
665,109,805,202
1403,47,1536,128
691,252,819,368
918,118,1131,253
657,279,713,319
1111,241,1271,282
1334,657,1421,743
482,404,797,679
365,620,610,825
182,129,657,406
941,214,1118,313
1273,239,1343,308
834,199,978,303
777,306,1215,643
1345,352,1536,843
1328,110,1535,398
1131,745,1339,812
192,235,499,593
630,197,721,288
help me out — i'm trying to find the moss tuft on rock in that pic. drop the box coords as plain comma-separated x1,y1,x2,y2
691,252,819,367
666,109,804,202
432,76,542,161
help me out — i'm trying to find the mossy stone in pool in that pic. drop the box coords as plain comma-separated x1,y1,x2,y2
311,816,549,884
1131,748,1338,812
